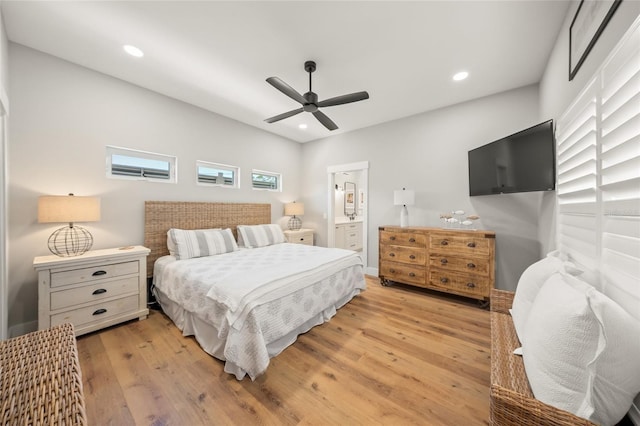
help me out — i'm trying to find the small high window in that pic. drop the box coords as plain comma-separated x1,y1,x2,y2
251,169,281,191
106,146,177,183
197,161,239,188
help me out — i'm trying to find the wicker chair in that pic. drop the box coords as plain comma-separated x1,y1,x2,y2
490,289,596,426
0,323,87,425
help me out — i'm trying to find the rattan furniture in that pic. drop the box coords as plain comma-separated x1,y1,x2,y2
0,323,87,425
490,288,596,425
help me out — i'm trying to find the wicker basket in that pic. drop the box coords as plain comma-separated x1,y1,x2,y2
489,289,596,426
0,323,87,425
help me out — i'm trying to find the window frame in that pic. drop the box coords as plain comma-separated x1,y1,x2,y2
106,146,177,183
251,169,282,192
196,160,240,188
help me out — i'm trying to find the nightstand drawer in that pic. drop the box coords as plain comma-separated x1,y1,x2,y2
50,276,139,310
51,294,139,328
51,260,139,288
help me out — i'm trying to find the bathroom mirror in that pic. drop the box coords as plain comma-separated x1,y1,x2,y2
344,182,356,216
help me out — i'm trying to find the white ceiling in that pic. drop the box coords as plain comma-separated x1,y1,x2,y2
1,1,571,143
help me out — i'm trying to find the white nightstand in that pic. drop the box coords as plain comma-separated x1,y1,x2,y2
284,228,314,246
33,245,150,336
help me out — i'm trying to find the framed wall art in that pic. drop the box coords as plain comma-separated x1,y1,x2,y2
569,0,622,81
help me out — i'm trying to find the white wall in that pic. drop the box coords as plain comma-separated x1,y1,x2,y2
302,84,542,291
7,44,301,334
0,5,10,339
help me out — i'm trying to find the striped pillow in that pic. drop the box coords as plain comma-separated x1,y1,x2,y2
168,228,238,260
237,224,286,248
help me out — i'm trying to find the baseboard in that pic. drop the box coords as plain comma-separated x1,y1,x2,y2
629,400,640,425
8,320,37,338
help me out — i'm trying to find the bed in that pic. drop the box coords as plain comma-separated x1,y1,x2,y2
144,201,366,380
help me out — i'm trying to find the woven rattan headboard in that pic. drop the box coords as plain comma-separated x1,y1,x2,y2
144,201,271,277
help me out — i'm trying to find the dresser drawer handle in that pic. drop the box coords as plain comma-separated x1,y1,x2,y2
389,253,395,257
390,236,396,241
92,308,107,316
409,272,416,277
440,277,449,283
389,269,396,274
409,238,416,243
92,288,107,295
467,242,476,248
467,263,476,269
440,240,449,246
409,255,416,260
440,258,448,264
467,282,476,288
92,270,107,276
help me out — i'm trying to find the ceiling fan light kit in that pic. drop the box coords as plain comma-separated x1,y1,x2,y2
265,60,369,131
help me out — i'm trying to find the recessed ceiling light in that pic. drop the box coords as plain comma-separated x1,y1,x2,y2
123,45,144,58
298,123,308,130
453,71,469,81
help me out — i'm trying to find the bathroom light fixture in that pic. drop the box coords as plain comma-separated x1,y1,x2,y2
123,44,144,58
38,193,101,256
453,71,469,81
284,202,304,230
393,188,415,228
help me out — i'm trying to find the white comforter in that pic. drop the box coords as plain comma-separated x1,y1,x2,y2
153,243,366,379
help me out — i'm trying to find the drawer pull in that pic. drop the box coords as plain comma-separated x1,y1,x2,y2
440,258,448,264
92,308,107,316
467,242,476,248
389,269,396,274
409,238,416,243
467,263,476,269
440,277,449,283
467,282,476,288
92,288,107,295
92,270,107,276
440,240,449,246
409,255,416,260
390,236,396,241
299,238,304,241
389,253,396,257
409,272,416,277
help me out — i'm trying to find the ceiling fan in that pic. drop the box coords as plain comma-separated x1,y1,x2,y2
264,61,369,131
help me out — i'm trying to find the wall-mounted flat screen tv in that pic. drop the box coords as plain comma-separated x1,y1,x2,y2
468,120,556,196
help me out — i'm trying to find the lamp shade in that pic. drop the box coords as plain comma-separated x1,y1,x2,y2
393,189,415,206
38,195,101,223
284,202,304,216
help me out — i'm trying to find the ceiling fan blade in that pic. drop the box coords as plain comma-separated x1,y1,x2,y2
317,91,369,108
313,110,338,131
266,77,307,105
264,107,304,123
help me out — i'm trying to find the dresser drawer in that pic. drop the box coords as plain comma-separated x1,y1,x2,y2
380,231,426,248
429,234,492,255
380,261,426,286
428,255,491,276
50,276,139,311
50,294,139,328
428,270,491,299
380,245,426,265
51,261,139,288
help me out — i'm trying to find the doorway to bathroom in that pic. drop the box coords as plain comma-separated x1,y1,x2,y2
327,161,369,269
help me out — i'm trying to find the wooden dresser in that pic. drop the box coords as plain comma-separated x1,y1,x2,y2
379,226,495,303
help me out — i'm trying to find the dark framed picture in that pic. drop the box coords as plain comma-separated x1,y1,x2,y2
569,0,622,81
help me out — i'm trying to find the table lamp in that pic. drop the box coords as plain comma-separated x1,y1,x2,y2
393,188,414,228
284,202,304,231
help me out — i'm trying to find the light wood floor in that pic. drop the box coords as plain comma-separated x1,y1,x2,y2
76,275,491,425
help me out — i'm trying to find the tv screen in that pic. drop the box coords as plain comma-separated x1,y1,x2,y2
468,120,556,196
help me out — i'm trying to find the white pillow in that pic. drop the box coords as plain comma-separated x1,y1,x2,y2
166,228,220,256
237,224,285,248
168,228,238,260
522,272,640,426
510,253,566,341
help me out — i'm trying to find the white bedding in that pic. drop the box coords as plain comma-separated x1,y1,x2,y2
153,243,366,380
